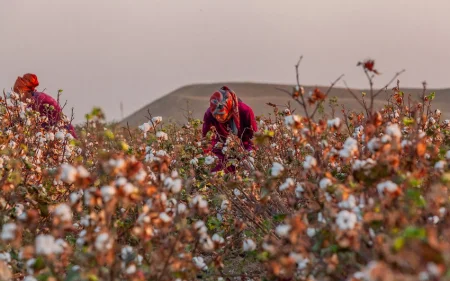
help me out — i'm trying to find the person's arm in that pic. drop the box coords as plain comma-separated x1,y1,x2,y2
242,107,258,151
202,109,214,154
202,110,212,138
37,93,63,126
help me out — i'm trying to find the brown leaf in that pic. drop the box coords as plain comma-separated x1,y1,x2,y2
416,141,426,157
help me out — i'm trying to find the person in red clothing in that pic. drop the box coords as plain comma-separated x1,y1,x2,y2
13,73,77,139
202,86,257,173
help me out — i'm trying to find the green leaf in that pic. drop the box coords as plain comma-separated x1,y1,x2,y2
406,188,426,207
264,130,275,137
428,92,436,100
206,216,221,231
34,256,47,271
272,214,287,223
257,251,270,261
88,274,99,281
37,273,52,281
329,244,339,253
403,226,426,240
65,268,82,281
403,117,415,126
393,237,405,251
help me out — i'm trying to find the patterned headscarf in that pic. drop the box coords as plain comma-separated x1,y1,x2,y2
14,73,39,94
209,86,240,134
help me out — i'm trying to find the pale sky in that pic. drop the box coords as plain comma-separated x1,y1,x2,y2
0,0,449,123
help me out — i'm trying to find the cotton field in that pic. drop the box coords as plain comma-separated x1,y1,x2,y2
1,66,450,281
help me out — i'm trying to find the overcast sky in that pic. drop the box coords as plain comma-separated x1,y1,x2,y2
0,0,449,123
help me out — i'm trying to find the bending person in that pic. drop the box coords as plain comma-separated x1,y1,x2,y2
13,73,77,139
202,86,257,173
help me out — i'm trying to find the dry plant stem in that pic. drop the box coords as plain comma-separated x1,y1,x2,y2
373,69,406,98
126,122,134,141
146,109,158,132
216,184,274,237
361,67,376,115
295,55,304,87
156,230,182,281
370,69,406,114
2,90,13,125
70,107,75,126
310,74,345,119
341,105,352,135
343,80,370,116
57,91,61,106
421,81,427,116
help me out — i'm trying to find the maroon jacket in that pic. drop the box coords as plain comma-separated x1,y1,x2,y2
30,91,77,139
202,101,257,172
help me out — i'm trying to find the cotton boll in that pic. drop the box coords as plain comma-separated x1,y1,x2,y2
302,155,317,170
156,131,168,141
271,162,284,177
336,210,357,230
243,239,256,251
164,178,182,193
279,178,295,191
327,117,341,129
435,160,446,171
275,224,291,237
100,185,116,202
193,256,208,271
35,235,65,255
386,124,402,138
205,156,215,165
306,228,316,237
1,223,17,241
54,204,73,222
295,183,304,198
177,203,187,214
190,158,199,166
60,164,77,184
377,180,398,195
159,212,172,223
319,178,332,190
95,233,113,251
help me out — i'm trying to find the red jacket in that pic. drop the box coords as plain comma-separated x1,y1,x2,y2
30,91,77,139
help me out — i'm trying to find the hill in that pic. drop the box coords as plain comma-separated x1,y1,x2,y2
120,82,450,127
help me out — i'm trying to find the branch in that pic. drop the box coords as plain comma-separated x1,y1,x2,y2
311,74,345,119
373,69,406,98
295,55,304,87
343,80,370,116
275,87,304,107
126,122,134,141
145,109,157,132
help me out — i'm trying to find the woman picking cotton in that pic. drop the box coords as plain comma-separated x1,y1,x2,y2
13,73,77,139
202,86,257,173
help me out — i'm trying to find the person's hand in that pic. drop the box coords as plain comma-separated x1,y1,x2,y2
239,151,255,171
